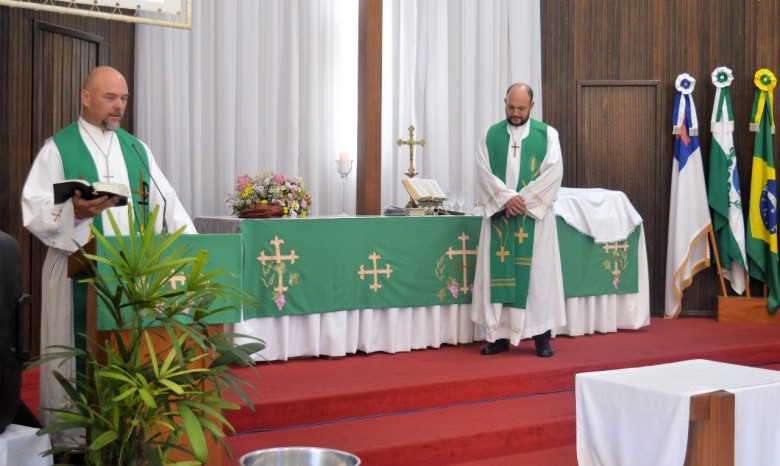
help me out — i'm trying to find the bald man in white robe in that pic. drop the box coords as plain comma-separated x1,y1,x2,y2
471,83,566,357
22,66,195,444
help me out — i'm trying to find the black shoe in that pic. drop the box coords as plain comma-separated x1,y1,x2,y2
480,338,510,355
532,330,554,358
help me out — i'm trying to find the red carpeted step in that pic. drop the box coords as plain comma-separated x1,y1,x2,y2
448,444,578,466
224,390,576,466
224,318,780,433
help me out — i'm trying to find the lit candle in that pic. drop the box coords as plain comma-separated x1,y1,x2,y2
338,151,350,172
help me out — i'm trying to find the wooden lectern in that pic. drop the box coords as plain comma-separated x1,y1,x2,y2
685,390,735,466
67,240,224,466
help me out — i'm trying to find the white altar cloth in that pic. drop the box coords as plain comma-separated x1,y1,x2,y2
200,188,650,362
0,424,53,466
576,359,780,466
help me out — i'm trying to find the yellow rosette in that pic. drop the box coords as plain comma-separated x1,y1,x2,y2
752,69,776,132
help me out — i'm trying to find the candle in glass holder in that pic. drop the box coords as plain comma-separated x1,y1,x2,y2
338,151,351,173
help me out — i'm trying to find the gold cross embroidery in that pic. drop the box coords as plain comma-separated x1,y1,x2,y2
357,251,393,292
496,246,510,262
258,236,299,294
446,233,478,292
514,227,529,244
603,242,630,278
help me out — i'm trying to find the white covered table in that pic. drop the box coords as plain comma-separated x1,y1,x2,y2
0,424,53,466
576,359,780,466
196,188,650,361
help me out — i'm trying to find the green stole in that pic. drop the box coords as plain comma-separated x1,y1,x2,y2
53,121,150,360
53,121,151,233
487,119,548,307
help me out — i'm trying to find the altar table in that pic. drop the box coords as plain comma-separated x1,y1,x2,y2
195,188,649,361
576,359,780,466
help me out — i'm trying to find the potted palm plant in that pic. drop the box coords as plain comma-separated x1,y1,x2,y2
32,206,263,465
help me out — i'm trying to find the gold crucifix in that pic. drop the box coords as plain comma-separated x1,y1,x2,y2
396,125,426,178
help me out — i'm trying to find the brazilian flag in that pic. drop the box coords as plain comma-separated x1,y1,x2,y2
746,69,780,313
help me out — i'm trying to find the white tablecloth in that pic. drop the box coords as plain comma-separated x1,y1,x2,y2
576,359,780,466
0,424,53,466
200,188,650,362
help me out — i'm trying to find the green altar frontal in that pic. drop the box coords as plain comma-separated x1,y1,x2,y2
240,216,481,318
94,216,641,324
240,216,640,319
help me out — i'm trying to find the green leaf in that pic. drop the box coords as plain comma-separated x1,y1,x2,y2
138,388,158,409
89,430,119,450
178,404,207,463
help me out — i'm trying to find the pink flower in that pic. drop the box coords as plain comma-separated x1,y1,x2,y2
236,174,252,191
275,294,286,311
448,282,460,299
273,173,287,184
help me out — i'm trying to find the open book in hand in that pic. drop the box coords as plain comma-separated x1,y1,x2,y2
401,178,447,202
53,179,130,207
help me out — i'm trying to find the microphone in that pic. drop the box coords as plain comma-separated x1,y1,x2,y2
132,144,168,233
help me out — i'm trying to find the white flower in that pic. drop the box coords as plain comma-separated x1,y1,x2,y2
675,73,696,94
711,67,734,88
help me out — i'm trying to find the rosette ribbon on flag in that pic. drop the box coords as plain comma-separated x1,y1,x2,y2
707,66,748,294
665,73,713,318
746,69,780,313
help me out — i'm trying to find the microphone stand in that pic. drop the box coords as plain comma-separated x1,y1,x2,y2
132,144,168,233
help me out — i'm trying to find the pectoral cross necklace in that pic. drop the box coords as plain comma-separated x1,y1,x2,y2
79,120,115,181
509,126,521,158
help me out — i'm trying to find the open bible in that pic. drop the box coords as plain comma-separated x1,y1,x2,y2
401,178,447,202
53,179,130,207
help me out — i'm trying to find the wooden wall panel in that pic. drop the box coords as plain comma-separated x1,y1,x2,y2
576,81,664,310
543,0,780,317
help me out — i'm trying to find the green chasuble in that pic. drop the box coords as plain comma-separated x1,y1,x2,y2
52,121,150,358
486,119,548,307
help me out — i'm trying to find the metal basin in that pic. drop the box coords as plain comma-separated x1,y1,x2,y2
239,446,361,466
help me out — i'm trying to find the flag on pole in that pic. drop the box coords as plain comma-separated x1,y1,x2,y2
708,66,748,294
746,68,780,313
664,73,712,318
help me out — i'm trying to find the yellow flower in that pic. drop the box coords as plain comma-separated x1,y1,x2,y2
282,207,289,214
261,199,268,204
755,69,777,92
241,186,254,198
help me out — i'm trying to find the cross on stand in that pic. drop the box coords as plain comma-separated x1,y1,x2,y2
257,236,299,294
357,251,393,292
602,242,630,279
396,125,427,178
446,233,478,293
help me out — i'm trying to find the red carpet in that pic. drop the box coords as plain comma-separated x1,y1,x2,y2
21,317,780,465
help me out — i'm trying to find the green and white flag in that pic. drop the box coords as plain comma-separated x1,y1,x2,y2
708,67,747,294
746,68,780,313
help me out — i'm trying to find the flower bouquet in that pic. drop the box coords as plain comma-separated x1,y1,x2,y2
226,171,313,218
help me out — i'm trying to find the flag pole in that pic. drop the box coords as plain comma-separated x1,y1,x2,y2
707,226,729,296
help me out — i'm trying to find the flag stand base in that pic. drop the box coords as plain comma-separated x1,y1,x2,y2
716,296,780,324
